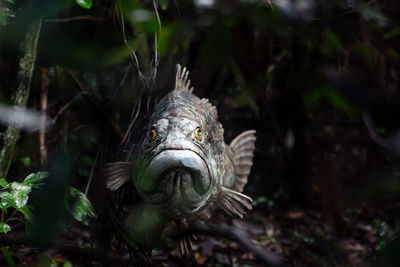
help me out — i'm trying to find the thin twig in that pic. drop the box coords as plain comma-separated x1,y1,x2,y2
85,148,101,196
311,0,378,21
117,1,146,85
65,69,124,138
45,16,105,23
52,91,87,124
40,68,49,166
67,69,85,90
5,210,18,224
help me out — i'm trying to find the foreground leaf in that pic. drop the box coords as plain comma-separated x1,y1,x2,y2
0,222,11,233
23,172,48,187
0,191,13,208
0,178,9,189
160,0,169,10
18,205,33,221
11,182,31,208
76,0,93,9
65,187,96,225
1,245,15,267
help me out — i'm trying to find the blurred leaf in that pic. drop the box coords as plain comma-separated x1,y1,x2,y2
11,182,31,208
20,156,32,168
384,28,400,40
125,204,165,250
0,7,15,26
65,187,96,225
18,205,33,221
129,9,158,33
322,31,342,58
305,86,358,116
0,178,9,189
360,5,388,27
356,41,374,67
63,261,73,267
157,23,180,56
0,201,9,212
0,192,14,208
1,245,15,267
104,45,132,65
160,0,168,10
76,0,93,9
0,222,11,233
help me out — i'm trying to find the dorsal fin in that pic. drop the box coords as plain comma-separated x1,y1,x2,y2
105,161,131,191
200,98,218,119
175,64,193,92
229,130,256,192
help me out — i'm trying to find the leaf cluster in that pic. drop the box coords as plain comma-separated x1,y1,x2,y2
0,172,96,234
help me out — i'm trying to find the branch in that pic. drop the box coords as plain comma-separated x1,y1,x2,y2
187,221,284,266
0,18,42,178
45,16,104,23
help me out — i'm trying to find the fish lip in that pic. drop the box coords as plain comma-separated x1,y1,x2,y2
136,148,212,205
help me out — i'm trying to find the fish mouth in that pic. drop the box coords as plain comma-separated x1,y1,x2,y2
136,149,211,207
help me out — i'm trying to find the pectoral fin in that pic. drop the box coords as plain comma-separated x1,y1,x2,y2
229,130,256,192
105,161,131,191
218,186,253,218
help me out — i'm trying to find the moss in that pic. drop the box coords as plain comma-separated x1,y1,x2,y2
0,18,42,179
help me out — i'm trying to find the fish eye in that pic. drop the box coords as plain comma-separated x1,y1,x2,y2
149,128,157,142
194,127,203,141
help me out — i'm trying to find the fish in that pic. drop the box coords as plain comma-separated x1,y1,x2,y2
106,64,256,254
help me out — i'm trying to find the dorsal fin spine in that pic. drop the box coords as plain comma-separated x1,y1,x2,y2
175,64,192,91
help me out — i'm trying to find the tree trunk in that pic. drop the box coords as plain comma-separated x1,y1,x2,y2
0,18,42,178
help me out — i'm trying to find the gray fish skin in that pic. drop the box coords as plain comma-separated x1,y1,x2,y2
135,89,226,220
106,64,256,252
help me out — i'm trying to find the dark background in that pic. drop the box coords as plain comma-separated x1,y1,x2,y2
1,0,400,265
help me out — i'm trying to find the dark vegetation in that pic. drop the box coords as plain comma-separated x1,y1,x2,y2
1,0,400,266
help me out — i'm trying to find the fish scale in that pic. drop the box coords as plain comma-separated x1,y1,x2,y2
105,64,257,254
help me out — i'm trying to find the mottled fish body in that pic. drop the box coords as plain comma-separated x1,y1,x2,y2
106,65,256,253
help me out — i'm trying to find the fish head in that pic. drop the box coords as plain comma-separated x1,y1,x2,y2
134,90,224,219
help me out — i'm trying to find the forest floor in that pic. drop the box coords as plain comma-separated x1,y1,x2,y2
0,189,398,266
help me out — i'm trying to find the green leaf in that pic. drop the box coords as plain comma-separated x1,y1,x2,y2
0,178,9,189
11,182,31,208
0,7,15,26
0,192,14,208
20,156,32,168
129,9,158,33
1,245,15,267
65,187,96,225
160,0,169,10
18,205,33,221
76,0,93,9
23,172,48,187
0,222,11,233
0,201,9,212
63,261,73,267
